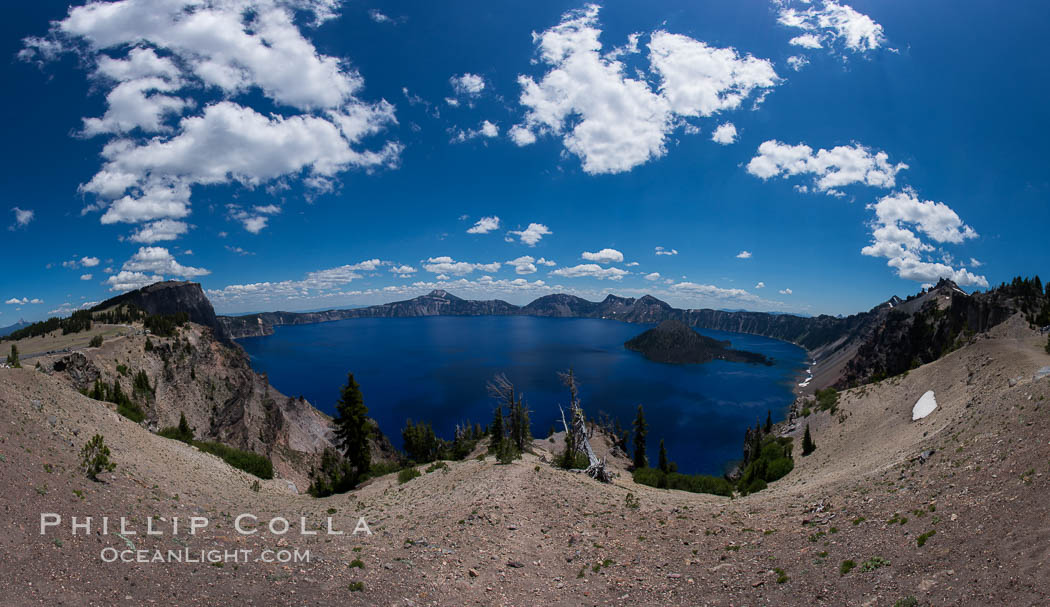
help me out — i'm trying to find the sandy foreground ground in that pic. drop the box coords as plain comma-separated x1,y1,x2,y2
1,317,1049,606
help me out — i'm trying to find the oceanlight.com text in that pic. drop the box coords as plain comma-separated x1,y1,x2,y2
100,548,312,564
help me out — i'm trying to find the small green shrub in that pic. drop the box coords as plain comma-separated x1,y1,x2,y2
774,567,789,583
349,558,364,569
632,467,734,497
348,581,364,592
860,556,890,572
80,434,116,481
398,468,421,484
425,461,448,473
840,559,856,575
894,597,919,607
194,441,273,479
815,388,839,412
916,530,936,547
89,335,104,348
158,412,195,444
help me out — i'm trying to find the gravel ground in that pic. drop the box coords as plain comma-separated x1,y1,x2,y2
1,315,1049,606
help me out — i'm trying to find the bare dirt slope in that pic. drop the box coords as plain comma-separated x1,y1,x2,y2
1,316,1049,605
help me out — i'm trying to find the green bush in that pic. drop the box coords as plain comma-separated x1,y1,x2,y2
738,435,794,494
916,530,936,547
144,312,188,337
815,388,839,412
87,377,146,422
397,467,421,484
632,467,734,497
556,450,590,470
194,441,273,479
80,434,116,481
158,413,194,444
89,335,104,348
840,559,856,575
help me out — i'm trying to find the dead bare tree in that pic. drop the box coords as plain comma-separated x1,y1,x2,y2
487,373,530,453
557,369,611,483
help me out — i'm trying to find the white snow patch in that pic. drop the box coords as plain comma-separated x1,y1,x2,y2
911,390,937,421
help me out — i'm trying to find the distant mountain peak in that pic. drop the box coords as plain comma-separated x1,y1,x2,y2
426,289,462,300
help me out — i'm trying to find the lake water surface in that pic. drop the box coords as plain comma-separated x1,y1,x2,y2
239,316,807,475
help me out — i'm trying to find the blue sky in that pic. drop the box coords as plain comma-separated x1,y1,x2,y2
3,0,1049,323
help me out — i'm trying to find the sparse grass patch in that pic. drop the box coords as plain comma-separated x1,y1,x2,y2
774,567,789,583
348,581,364,592
194,441,273,479
398,468,421,484
860,556,890,572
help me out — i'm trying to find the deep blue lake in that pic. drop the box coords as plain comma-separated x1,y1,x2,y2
239,316,807,475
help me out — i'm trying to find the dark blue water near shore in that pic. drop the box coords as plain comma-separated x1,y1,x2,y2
239,316,807,475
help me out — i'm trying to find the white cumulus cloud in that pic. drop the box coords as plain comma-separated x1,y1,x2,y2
506,256,539,275
120,246,210,280
507,223,552,246
422,256,501,276
450,73,486,97
581,248,624,264
777,1,886,53
10,207,34,230
512,5,777,174
747,140,907,193
736,250,752,259
452,120,499,143
711,122,738,145
550,264,628,281
467,216,501,234
860,189,985,287
23,0,400,238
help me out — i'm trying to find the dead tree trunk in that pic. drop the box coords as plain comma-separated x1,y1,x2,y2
557,370,611,483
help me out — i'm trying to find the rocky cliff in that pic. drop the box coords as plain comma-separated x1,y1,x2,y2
39,310,397,491
219,290,519,338
92,280,229,340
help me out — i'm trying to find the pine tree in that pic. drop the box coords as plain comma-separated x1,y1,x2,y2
632,404,648,469
658,439,670,474
6,344,20,368
510,397,531,452
331,372,371,479
176,412,194,443
489,405,505,453
802,424,816,456
764,410,772,433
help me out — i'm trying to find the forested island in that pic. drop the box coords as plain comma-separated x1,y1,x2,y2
625,319,774,365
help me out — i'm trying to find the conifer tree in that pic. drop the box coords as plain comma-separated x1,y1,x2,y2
658,439,670,474
176,412,194,443
332,372,371,479
6,344,20,368
489,405,505,453
764,410,772,433
802,423,816,456
632,404,648,469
